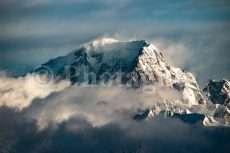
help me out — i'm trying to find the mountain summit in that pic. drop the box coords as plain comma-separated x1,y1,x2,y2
40,38,197,86
33,38,229,126
39,38,204,105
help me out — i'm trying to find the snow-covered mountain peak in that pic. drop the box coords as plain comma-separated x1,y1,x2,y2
39,39,200,89
30,38,230,126
38,39,204,107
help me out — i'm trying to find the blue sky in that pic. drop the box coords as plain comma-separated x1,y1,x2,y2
0,0,230,84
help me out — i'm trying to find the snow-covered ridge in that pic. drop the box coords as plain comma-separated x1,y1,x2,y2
32,38,230,126
39,38,204,106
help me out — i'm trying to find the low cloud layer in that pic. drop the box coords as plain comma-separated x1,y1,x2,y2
0,107,230,153
0,73,230,153
0,71,183,130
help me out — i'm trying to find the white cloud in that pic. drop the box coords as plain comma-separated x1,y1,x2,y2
22,84,187,131
0,68,187,131
0,72,70,110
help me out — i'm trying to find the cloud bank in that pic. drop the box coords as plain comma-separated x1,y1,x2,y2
0,72,230,153
0,107,229,153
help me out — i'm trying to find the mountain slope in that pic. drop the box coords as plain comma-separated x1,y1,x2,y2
37,38,204,107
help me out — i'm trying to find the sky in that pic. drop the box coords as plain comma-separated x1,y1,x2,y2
0,0,230,85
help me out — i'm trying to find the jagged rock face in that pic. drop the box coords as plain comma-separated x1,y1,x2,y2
208,104,230,126
133,108,205,125
203,79,230,106
135,44,197,87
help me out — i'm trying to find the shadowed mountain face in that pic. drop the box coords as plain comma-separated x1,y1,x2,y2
203,79,230,106
40,40,145,85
